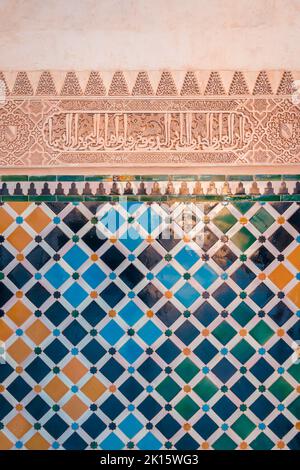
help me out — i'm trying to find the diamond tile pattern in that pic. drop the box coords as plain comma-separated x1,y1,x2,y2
0,200,299,450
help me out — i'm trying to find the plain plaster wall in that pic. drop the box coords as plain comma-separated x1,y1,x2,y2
0,0,300,71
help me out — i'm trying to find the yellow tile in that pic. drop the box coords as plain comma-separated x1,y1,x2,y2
0,319,13,341
62,396,88,420
8,202,31,215
268,264,294,290
44,376,69,402
7,226,32,251
7,414,31,438
287,246,300,271
25,433,50,450
6,301,32,326
25,207,51,233
288,283,300,308
0,207,13,233
7,338,32,363
63,357,88,383
26,319,50,344
0,432,13,450
81,376,106,401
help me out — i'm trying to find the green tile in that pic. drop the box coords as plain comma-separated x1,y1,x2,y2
252,195,280,202
213,434,237,450
250,320,274,345
193,377,218,401
250,207,275,233
250,432,274,450
231,415,256,439
56,195,84,201
2,195,28,201
84,176,112,182
231,302,255,327
227,175,253,181
213,207,237,233
231,227,256,252
283,174,300,180
287,363,300,382
233,201,255,214
57,175,84,181
255,174,282,181
156,376,181,402
174,396,200,420
281,194,300,201
198,175,226,182
269,377,293,401
29,175,57,181
230,339,256,364
83,196,111,202
287,396,300,419
175,358,200,383
29,196,56,202
212,321,236,345
1,175,28,181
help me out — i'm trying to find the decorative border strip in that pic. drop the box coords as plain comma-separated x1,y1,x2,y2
0,175,299,202
0,70,298,97
0,70,300,170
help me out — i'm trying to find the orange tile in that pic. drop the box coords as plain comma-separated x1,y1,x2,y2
25,207,51,233
7,338,32,363
0,207,13,233
44,376,69,402
0,319,13,341
8,202,31,215
6,301,32,326
26,319,50,344
7,414,32,438
25,433,50,450
287,246,300,271
62,395,88,420
0,432,13,450
288,283,300,308
81,376,106,401
268,264,294,290
7,226,32,251
62,357,88,383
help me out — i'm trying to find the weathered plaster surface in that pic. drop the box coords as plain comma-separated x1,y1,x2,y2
0,0,300,71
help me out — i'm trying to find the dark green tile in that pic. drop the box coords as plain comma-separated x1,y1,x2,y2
1,175,28,182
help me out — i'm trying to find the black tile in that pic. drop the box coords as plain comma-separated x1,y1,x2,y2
138,245,162,270
26,246,51,270
0,245,14,270
231,264,255,289
63,208,88,233
288,208,300,232
100,282,125,307
157,228,180,252
7,264,32,288
119,264,144,289
195,226,218,252
138,282,163,308
0,282,13,307
101,246,125,270
250,246,275,270
26,282,51,307
46,202,66,214
44,227,69,251
268,227,294,252
156,301,181,326
82,226,107,252
212,245,237,270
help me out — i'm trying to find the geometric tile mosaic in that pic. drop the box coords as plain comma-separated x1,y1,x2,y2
0,198,299,450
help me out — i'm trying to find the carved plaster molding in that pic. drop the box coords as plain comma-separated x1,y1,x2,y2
0,70,299,170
